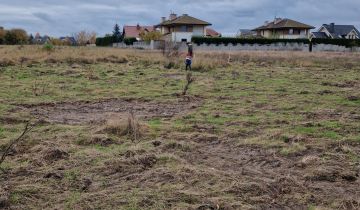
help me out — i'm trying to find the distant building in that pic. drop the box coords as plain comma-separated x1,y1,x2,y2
237,29,258,38
59,36,76,45
253,18,314,39
156,13,211,42
311,23,359,39
32,33,50,44
123,24,155,41
206,28,221,37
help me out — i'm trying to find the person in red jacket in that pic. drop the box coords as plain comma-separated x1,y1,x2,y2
185,53,192,71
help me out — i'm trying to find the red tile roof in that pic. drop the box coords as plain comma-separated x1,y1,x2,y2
123,25,155,38
206,28,221,37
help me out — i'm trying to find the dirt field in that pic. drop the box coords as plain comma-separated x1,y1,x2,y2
0,46,359,209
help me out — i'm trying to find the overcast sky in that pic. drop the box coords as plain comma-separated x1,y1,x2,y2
0,0,359,37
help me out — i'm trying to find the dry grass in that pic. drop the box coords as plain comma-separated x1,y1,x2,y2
0,46,164,66
100,113,147,141
1,45,360,70
1,46,360,209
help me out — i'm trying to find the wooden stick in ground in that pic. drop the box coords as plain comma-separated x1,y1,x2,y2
0,121,35,168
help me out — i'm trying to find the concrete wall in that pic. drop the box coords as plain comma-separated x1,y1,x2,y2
193,26,205,36
113,40,163,50
113,41,360,52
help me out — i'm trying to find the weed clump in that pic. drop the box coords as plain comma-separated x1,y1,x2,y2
101,112,147,142
42,43,55,53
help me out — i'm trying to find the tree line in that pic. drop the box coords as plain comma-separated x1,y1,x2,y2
0,26,97,46
96,23,162,46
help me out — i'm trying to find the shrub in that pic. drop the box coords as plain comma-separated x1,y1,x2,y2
123,37,137,45
96,36,116,46
4,29,28,45
191,37,310,45
139,31,162,43
0,28,5,45
43,43,55,52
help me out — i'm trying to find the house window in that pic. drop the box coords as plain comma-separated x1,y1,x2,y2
180,26,187,32
294,29,301,35
289,29,293,35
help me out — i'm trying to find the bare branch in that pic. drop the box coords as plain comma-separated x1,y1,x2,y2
182,73,195,96
0,121,35,168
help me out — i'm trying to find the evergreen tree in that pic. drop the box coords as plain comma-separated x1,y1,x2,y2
29,34,34,44
112,23,122,42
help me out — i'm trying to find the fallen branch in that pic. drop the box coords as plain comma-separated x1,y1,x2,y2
0,121,35,169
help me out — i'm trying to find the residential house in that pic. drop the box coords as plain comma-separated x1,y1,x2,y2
311,23,359,39
156,13,211,42
59,36,76,45
206,28,221,37
253,18,314,39
123,24,155,41
32,33,50,44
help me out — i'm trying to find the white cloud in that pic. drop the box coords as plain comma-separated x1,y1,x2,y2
0,0,359,37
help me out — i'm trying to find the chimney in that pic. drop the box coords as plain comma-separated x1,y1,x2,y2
274,18,282,25
169,13,177,20
329,23,335,33
161,17,166,22
136,24,140,30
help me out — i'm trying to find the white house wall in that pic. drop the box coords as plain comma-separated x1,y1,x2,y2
346,30,359,39
172,32,193,42
193,26,205,36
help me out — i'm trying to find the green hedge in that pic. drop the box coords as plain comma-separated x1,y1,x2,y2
96,36,116,46
96,36,137,46
192,37,310,45
312,38,360,47
123,37,137,45
192,37,360,47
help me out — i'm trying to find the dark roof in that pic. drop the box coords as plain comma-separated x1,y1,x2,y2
311,32,329,38
239,29,257,35
253,18,315,31
157,14,211,27
322,24,360,38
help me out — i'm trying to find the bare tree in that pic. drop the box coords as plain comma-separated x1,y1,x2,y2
88,32,97,44
73,31,97,46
